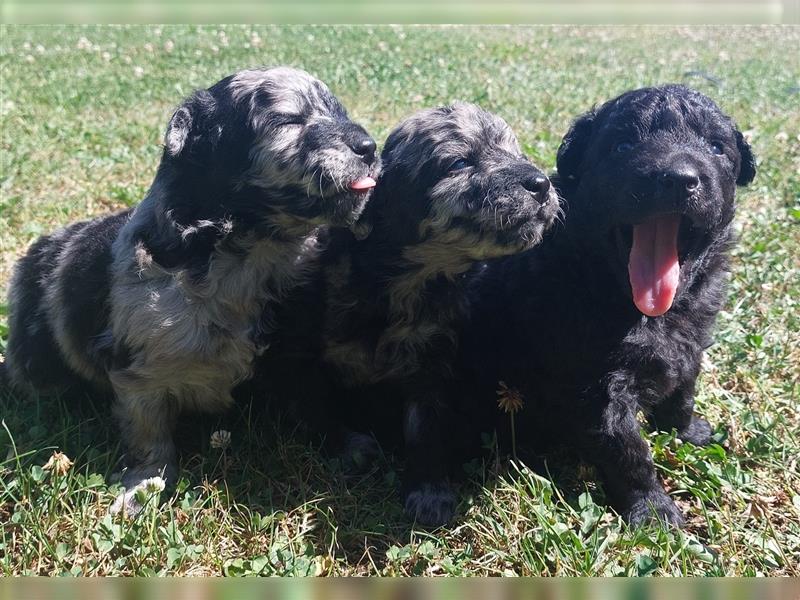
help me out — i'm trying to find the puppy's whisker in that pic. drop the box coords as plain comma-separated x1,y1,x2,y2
306,168,319,199
314,170,324,196
330,170,343,194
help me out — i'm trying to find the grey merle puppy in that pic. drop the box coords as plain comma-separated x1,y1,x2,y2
5,66,378,514
460,85,756,526
262,103,559,526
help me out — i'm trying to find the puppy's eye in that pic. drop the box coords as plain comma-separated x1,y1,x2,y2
280,116,305,127
709,141,725,155
615,141,634,153
448,158,471,173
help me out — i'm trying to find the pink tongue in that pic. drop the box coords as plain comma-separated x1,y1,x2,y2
628,214,681,317
349,176,376,191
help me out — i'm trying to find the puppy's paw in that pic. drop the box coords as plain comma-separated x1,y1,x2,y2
110,488,145,517
338,431,381,475
109,475,168,518
677,416,713,446
404,482,456,527
623,491,685,528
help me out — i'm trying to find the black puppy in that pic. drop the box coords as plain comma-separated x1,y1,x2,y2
261,103,559,526
460,85,756,526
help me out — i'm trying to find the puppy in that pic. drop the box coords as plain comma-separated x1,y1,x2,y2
263,103,559,526
460,85,756,526
5,66,378,514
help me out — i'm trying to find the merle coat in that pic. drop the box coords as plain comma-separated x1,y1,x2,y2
258,103,559,526
5,67,378,515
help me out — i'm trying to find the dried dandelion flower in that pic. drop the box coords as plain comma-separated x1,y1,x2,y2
496,381,524,414
43,451,73,476
496,382,524,463
210,430,231,450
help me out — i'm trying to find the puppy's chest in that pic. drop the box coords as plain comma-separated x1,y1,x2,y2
322,267,462,386
115,236,316,376
532,300,705,399
611,312,706,393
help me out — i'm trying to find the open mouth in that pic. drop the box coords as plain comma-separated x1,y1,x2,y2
612,214,702,317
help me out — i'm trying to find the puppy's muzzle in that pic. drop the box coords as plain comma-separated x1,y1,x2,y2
519,169,552,206
658,165,700,194
633,153,706,218
500,162,553,210
348,136,377,166
652,161,702,204
344,125,378,167
504,166,557,224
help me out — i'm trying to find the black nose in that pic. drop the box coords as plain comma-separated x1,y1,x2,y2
350,137,377,163
658,166,700,194
521,172,551,201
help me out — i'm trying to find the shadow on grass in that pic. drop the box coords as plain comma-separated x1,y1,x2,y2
0,375,430,570
0,366,601,551
0,370,731,576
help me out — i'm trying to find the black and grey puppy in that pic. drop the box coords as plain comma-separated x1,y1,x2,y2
460,85,756,526
265,103,559,526
5,66,378,514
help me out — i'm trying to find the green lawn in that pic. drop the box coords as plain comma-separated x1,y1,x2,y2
0,25,798,576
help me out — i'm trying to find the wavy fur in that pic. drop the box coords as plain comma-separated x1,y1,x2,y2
258,103,559,526
459,85,756,526
5,66,378,515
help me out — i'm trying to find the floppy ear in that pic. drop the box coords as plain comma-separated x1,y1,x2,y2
138,211,228,272
734,129,756,186
556,110,595,180
164,90,219,161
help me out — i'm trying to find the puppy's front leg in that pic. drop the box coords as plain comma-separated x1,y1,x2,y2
109,389,178,516
578,388,684,527
270,357,380,473
650,381,713,446
401,392,456,527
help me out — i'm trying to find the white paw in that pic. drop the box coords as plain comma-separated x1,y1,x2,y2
109,475,167,517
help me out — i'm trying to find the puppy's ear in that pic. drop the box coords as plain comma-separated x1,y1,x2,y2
734,129,756,186
164,90,219,161
556,111,595,180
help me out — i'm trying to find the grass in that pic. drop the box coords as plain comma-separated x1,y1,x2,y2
0,25,798,576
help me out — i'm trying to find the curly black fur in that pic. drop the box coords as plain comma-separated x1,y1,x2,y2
458,85,756,526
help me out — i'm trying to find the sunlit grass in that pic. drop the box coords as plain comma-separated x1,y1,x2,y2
1,25,798,576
